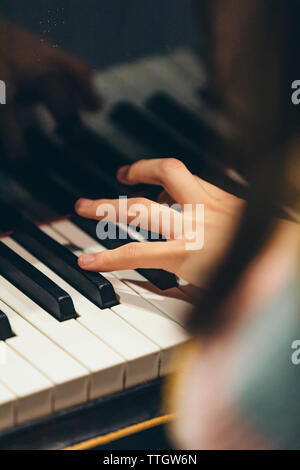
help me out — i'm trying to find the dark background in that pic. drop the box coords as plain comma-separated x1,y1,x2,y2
1,0,200,70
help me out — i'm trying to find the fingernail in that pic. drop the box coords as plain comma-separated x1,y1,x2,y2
75,198,93,211
78,254,96,267
117,165,130,181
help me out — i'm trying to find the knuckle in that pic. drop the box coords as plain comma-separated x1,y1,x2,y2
134,159,147,168
124,243,139,259
128,159,146,180
161,158,185,172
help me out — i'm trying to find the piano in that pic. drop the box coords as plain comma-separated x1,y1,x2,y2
0,46,245,450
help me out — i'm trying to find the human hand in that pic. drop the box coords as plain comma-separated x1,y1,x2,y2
75,158,244,286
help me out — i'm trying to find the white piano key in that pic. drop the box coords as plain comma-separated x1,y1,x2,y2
138,53,214,129
48,321,124,399
83,69,138,153
0,275,125,400
0,300,89,411
106,52,201,108
82,67,154,161
170,48,206,86
101,60,162,104
60,221,196,324
94,70,132,108
77,313,159,387
106,274,189,375
50,220,193,326
83,50,205,161
50,220,103,254
48,221,189,374
137,57,201,107
39,224,69,246
0,343,52,424
168,49,227,133
0,383,16,431
177,278,203,302
3,237,160,388
112,269,194,327
39,223,82,256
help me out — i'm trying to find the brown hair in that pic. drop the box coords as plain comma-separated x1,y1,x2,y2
188,0,300,333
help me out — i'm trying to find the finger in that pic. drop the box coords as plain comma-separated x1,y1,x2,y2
78,240,184,272
116,158,203,205
75,197,182,239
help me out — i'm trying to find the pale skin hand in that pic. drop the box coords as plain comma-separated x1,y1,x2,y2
75,158,244,287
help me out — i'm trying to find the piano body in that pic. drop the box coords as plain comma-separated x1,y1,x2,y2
0,45,245,449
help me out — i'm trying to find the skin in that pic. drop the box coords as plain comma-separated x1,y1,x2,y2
0,19,243,289
76,157,244,286
2,8,299,449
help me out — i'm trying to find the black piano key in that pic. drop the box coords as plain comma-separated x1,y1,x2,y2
0,168,57,224
55,119,153,197
133,268,177,290
145,92,218,149
26,127,136,201
5,122,162,226
197,87,223,110
0,311,14,341
11,220,119,310
111,101,245,198
0,201,20,233
1,136,78,219
31,124,162,202
0,242,76,322
25,128,108,198
2,127,94,219
56,116,130,174
72,215,178,291
109,102,205,174
4,162,75,219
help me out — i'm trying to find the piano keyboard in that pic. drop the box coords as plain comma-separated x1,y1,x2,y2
0,217,193,431
0,46,244,447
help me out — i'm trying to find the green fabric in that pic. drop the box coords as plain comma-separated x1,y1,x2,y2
230,276,300,449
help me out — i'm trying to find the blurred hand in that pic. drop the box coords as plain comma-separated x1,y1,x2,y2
0,18,101,158
75,158,244,286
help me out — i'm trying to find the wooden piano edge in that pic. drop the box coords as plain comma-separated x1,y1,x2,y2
0,378,169,450
65,413,174,450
